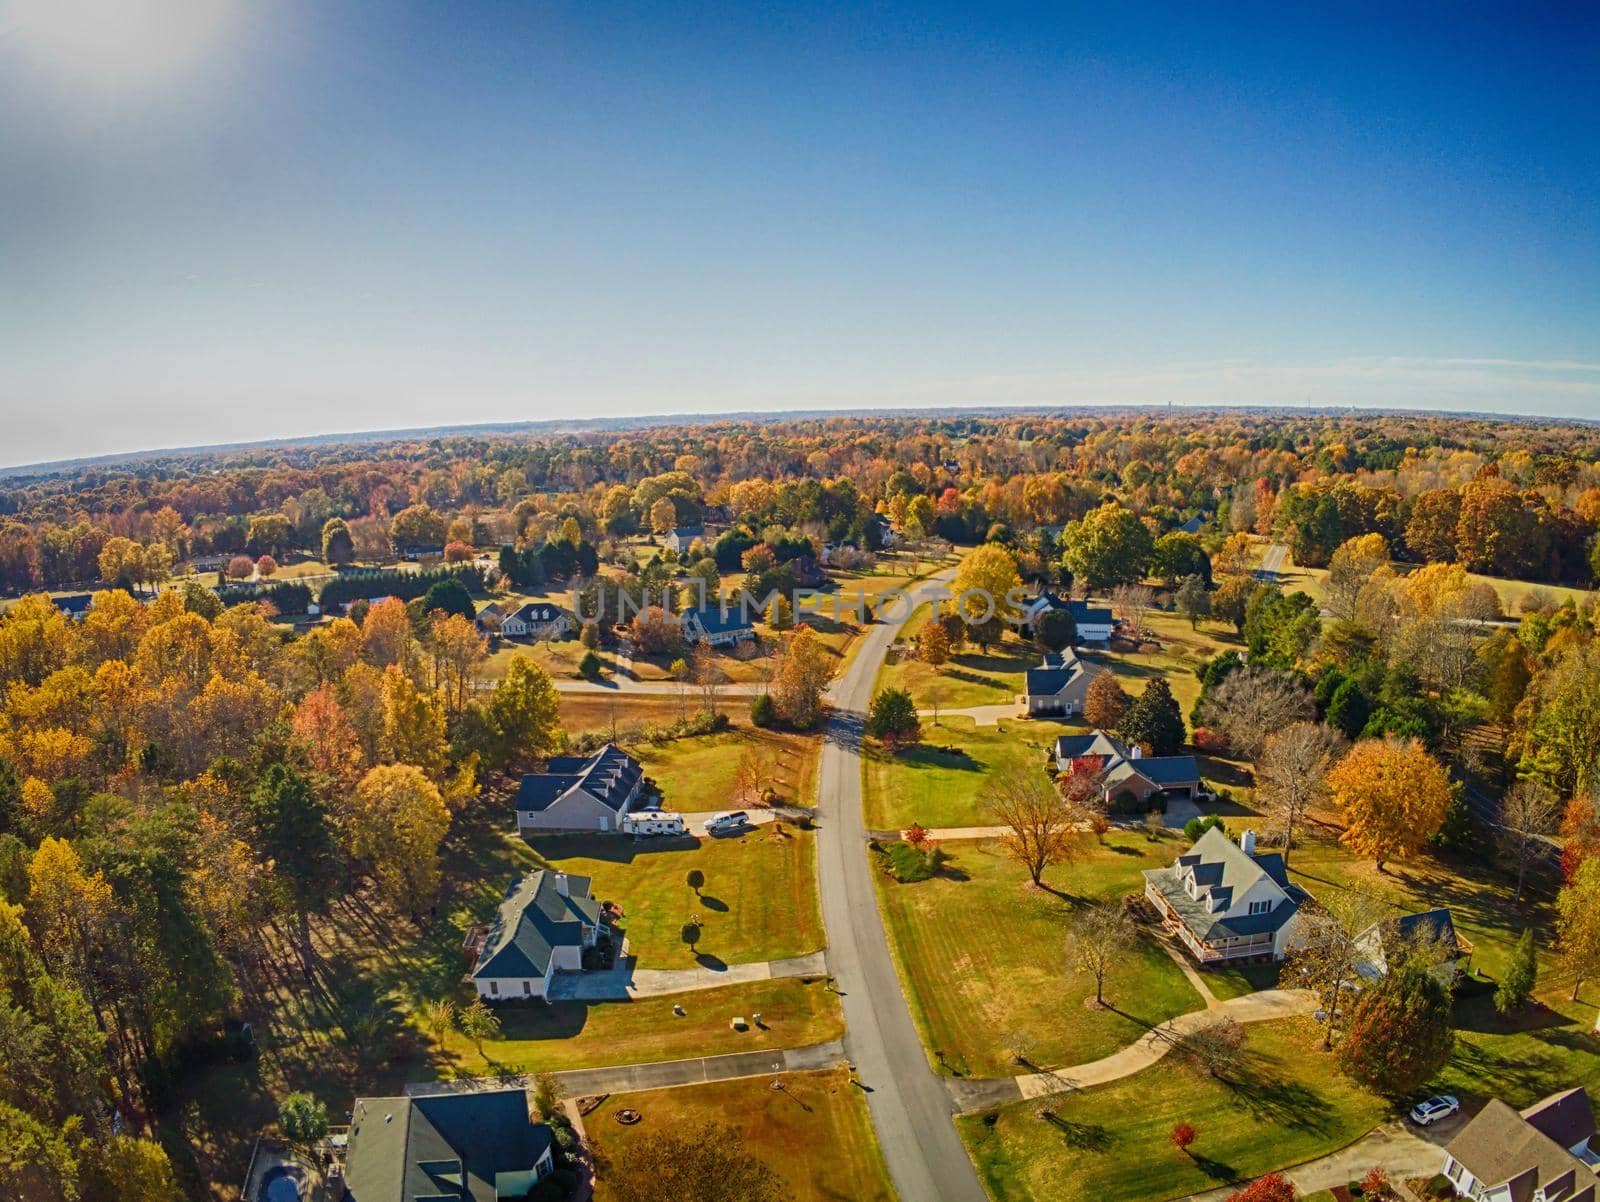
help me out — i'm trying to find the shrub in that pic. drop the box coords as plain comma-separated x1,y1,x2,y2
882,840,946,883
578,650,603,679
750,692,777,728
1184,815,1226,842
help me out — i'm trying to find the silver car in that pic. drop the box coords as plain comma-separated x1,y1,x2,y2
1409,1095,1460,1126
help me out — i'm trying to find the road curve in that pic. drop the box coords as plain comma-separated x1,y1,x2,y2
816,570,989,1202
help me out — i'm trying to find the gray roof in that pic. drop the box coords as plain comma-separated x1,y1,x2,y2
1026,650,1091,698
1180,516,1205,534
507,601,569,625
1054,731,1200,790
474,870,600,980
1446,1091,1597,1202
54,593,95,616
343,1088,552,1202
1142,826,1307,943
515,744,642,814
685,604,754,637
1033,594,1115,625
668,526,704,542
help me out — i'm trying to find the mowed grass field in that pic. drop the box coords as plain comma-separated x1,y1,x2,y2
589,1067,896,1202
436,977,841,1078
862,715,1053,830
875,833,1203,1078
633,726,821,811
958,1020,1388,1202
528,822,823,966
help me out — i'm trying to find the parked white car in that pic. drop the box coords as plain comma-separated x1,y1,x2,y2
1409,1095,1460,1126
705,811,749,834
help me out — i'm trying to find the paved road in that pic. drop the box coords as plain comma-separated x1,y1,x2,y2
816,569,989,1202
1255,541,1289,582
551,678,765,696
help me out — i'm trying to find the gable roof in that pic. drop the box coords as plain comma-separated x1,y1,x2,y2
1026,649,1093,698
1142,826,1308,942
474,870,600,981
1054,731,1201,789
515,744,642,814
1447,1091,1598,1202
1031,594,1115,626
343,1088,553,1202
507,601,569,625
685,604,754,637
53,593,95,617
1179,516,1205,534
667,526,704,543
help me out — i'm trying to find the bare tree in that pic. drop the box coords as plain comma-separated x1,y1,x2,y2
1255,722,1345,868
1174,1016,1246,1080
1111,583,1156,643
1284,893,1388,1050
983,763,1085,887
1498,780,1559,901
691,639,724,714
1066,901,1135,1006
599,1121,783,1202
1197,666,1314,762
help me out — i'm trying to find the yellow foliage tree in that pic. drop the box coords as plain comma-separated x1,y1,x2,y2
1327,737,1452,870
950,544,1023,628
349,764,451,915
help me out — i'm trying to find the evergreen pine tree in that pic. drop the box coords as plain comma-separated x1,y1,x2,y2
1495,928,1537,1015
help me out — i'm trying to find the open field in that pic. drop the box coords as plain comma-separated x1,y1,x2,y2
437,976,842,1077
529,822,824,966
958,1020,1388,1202
588,1067,896,1202
557,691,749,734
862,715,1053,830
632,725,821,811
875,832,1203,1078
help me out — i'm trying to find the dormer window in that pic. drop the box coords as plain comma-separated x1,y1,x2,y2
1248,900,1271,915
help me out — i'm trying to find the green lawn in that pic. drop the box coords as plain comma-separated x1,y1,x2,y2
862,716,1054,830
877,623,1039,709
590,1067,895,1202
632,726,821,811
875,833,1204,1077
958,1020,1389,1202
436,977,842,1077
529,823,823,966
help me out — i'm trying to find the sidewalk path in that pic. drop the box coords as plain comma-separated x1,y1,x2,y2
405,1039,846,1099
1178,1118,1450,1201
946,989,1315,1112
547,951,828,1001
552,678,766,696
866,824,1011,842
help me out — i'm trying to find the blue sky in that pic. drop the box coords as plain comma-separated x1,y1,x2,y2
1,1,1597,465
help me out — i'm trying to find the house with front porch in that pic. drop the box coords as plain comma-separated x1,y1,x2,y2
1143,827,1309,963
500,601,574,640
1442,1087,1599,1202
471,869,603,1002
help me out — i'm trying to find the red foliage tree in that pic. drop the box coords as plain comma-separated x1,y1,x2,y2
1169,1121,1197,1155
444,540,473,563
255,554,278,577
904,824,930,850
227,555,255,579
1225,1172,1297,1202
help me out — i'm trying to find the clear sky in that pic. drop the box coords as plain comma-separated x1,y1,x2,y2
2,1,1597,466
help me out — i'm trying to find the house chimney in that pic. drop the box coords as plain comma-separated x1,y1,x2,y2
554,872,569,897
1240,830,1257,856
1130,745,1142,760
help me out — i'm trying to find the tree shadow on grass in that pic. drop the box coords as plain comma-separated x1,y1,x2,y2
1222,1055,1331,1133
699,894,730,912
1189,1154,1239,1183
1042,1114,1116,1152
695,952,728,971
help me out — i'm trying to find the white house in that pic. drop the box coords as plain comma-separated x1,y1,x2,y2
1023,649,1103,718
1442,1088,1600,1202
341,1088,556,1201
664,526,704,555
500,601,575,640
1354,907,1472,985
471,869,602,1002
1021,594,1116,646
681,604,756,647
513,744,645,833
1142,827,1310,963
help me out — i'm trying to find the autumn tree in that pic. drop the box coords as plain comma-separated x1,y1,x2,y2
1175,1016,1248,1080
1170,1121,1197,1155
769,625,832,730
1326,533,1390,620
1118,677,1185,756
984,762,1084,887
1066,901,1134,1006
1197,666,1314,761
1337,961,1455,1096
730,748,770,808
1225,1172,1298,1202
1497,780,1559,901
918,621,951,669
630,606,684,656
598,1121,783,1202
1286,892,1388,1049
1083,672,1130,729
349,764,451,916
1327,738,1452,871
321,516,355,565
459,998,501,1055
1556,858,1600,1001
1060,503,1153,590
278,1092,330,1157
1254,722,1343,867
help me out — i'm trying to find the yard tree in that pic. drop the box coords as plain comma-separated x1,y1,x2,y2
1225,1172,1298,1202
597,1121,782,1202
1337,961,1455,1096
1175,1016,1246,1081
866,687,921,751
349,764,451,917
277,1091,329,1157
249,763,340,966
1212,574,1257,634
482,657,563,776
82,1135,177,1202
1287,892,1388,1049
1254,722,1344,867
770,625,832,730
421,998,456,1048
1060,503,1153,591
1497,780,1560,901
690,639,724,713
765,594,794,630
1327,737,1452,871
1118,677,1186,757
983,762,1085,888
1556,858,1600,1000
1152,531,1210,587
1032,606,1076,652
1197,665,1314,761
1326,533,1390,620
649,496,678,535
246,512,293,558
531,1071,564,1122
389,503,447,549
1066,901,1135,1007
629,606,684,656
730,748,769,808
378,665,450,786
459,998,501,1055
255,554,278,577
419,577,475,622
1175,574,1211,629
1495,928,1538,1015
1169,1121,1198,1155
1082,673,1130,730
951,543,1024,629
321,516,355,565
919,620,952,669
